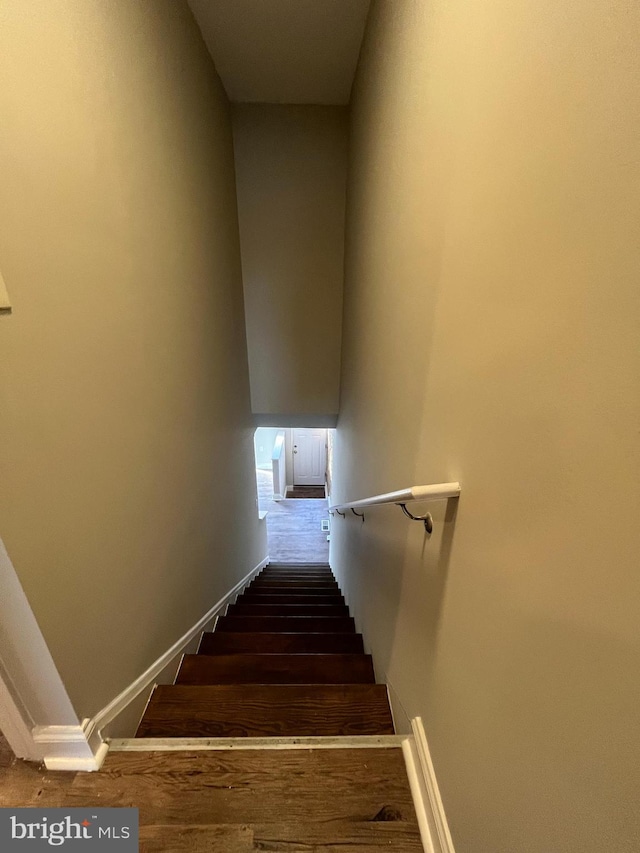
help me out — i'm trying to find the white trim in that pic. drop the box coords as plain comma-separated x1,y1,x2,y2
402,718,455,853
0,674,40,761
32,725,108,772
0,538,81,763
109,734,405,751
83,556,269,745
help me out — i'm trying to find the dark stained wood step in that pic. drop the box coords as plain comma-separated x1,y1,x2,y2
261,566,333,571
253,574,337,581
198,632,365,655
260,566,334,573
237,593,345,606
257,575,336,582
251,579,339,589
216,615,355,633
243,585,341,596
258,570,335,578
227,603,349,617
176,653,375,684
250,585,339,594
136,684,394,737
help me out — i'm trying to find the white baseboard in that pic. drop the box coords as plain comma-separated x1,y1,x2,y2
32,725,109,772
82,556,269,757
0,539,80,763
402,717,455,853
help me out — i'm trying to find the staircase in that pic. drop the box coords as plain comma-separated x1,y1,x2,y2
123,563,423,850
137,563,395,737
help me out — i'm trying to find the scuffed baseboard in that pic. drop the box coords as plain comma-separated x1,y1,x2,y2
402,717,456,853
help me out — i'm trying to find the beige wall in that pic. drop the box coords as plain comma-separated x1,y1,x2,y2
232,105,347,424
0,0,266,721
331,1,640,851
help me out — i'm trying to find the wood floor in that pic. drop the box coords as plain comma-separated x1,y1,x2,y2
256,469,330,562
0,737,423,851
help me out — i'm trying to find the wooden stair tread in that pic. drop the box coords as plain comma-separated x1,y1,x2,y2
244,585,340,596
216,615,355,633
176,653,375,684
256,577,336,583
198,632,365,655
258,567,334,572
249,578,339,589
252,575,338,589
258,572,335,579
228,603,349,617
72,748,418,827
237,593,345,605
136,684,394,737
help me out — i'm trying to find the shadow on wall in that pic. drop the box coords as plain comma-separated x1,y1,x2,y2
334,494,459,694
386,497,460,702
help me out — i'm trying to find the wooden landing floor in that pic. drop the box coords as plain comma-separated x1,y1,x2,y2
0,737,423,851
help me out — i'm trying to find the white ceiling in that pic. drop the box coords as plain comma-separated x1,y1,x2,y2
188,0,370,105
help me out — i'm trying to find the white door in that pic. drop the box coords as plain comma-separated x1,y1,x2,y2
293,429,327,486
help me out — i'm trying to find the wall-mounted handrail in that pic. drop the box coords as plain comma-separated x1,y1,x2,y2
329,483,461,512
329,483,461,533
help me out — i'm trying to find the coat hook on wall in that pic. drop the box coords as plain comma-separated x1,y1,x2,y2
335,509,346,518
351,508,365,522
398,503,433,534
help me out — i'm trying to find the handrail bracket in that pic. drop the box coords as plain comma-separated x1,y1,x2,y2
398,503,433,534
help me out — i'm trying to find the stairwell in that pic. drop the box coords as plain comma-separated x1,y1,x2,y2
121,562,425,850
